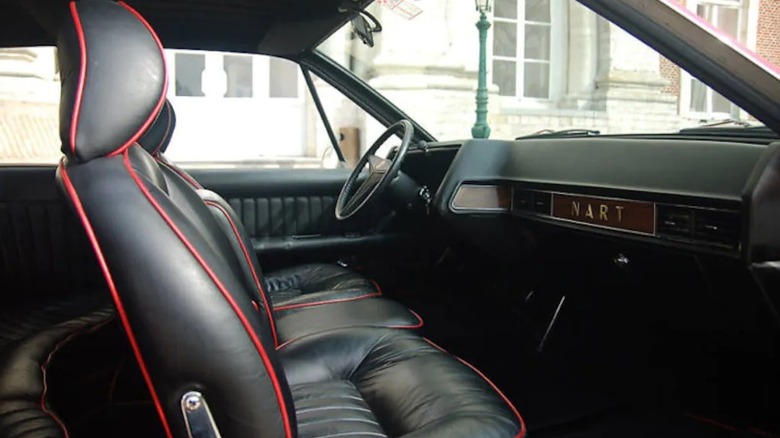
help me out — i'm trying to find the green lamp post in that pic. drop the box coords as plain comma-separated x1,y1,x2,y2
471,0,492,139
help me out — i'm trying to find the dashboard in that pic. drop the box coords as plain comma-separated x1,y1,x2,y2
432,136,780,263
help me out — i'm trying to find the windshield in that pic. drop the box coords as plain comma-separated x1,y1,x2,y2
318,0,775,140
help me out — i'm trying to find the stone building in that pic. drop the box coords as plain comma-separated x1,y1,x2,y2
323,0,777,141
1,0,777,165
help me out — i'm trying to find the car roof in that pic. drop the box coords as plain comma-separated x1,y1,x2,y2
0,0,371,56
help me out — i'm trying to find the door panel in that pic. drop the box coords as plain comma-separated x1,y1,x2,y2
0,166,103,300
187,168,408,267
0,166,409,299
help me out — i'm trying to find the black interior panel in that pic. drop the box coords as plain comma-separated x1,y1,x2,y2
435,138,780,264
184,168,408,267
436,138,767,205
0,166,101,300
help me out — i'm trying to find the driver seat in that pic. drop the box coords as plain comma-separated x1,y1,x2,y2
138,99,383,310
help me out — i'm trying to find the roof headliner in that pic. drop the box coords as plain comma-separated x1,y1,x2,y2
0,0,371,56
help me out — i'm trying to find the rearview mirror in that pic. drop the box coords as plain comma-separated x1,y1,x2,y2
351,11,382,47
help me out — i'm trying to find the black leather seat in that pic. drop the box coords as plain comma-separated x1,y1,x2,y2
0,294,114,438
135,101,422,347
55,2,526,437
137,101,382,310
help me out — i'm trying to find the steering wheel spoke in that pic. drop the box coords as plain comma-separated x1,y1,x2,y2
335,120,414,220
367,154,392,174
344,171,383,213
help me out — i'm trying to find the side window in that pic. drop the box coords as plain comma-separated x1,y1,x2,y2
163,50,387,169
0,47,61,165
0,46,387,168
306,71,391,169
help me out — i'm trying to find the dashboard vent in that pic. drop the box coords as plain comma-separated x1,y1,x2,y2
533,192,552,215
656,205,693,238
693,209,741,248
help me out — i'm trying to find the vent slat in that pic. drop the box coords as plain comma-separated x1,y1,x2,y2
656,205,693,238
693,210,741,248
657,204,740,250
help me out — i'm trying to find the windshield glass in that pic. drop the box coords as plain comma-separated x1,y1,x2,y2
318,0,774,140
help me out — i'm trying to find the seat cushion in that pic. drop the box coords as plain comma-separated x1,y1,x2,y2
0,294,114,438
267,263,380,309
292,380,387,438
274,298,423,346
280,327,526,438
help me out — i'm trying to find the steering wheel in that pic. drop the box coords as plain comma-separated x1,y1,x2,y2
335,120,414,220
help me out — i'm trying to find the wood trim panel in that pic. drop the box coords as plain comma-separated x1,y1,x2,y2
452,184,511,211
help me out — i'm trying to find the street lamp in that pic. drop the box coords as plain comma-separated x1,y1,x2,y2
471,0,492,139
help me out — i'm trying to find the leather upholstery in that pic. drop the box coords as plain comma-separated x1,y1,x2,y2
138,100,175,156
291,380,387,438
58,0,166,162
135,109,417,351
281,328,525,438
60,147,296,438
0,294,114,438
137,101,381,309
267,263,379,308
275,298,422,346
56,3,526,437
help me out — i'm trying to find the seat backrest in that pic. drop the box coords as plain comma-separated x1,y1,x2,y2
138,100,203,189
138,100,279,345
55,2,294,437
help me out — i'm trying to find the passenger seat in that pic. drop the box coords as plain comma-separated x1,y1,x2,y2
137,100,384,309
135,100,423,347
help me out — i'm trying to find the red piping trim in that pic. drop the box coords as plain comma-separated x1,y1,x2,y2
274,307,423,351
40,316,115,438
749,428,780,438
387,308,424,329
123,151,293,438
683,413,739,432
59,163,173,438
273,291,381,312
105,1,168,158
275,336,305,351
370,279,383,295
203,199,278,346
683,413,780,437
67,2,87,156
423,337,527,438
152,101,173,156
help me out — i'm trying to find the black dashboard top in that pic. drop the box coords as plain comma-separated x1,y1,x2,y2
434,137,780,263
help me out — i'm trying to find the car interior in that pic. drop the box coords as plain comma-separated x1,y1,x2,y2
0,0,779,437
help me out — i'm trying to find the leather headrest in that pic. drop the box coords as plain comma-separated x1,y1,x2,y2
138,99,176,156
58,0,167,162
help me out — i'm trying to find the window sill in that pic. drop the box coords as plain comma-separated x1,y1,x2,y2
497,103,607,118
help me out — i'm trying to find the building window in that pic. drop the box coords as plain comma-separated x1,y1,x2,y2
684,0,747,118
492,0,563,100
269,57,299,98
223,55,253,98
175,53,205,97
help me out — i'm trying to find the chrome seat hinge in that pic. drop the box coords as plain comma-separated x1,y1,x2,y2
181,391,221,438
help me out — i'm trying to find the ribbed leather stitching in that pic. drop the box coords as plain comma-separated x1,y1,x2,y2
292,380,387,438
228,196,339,238
0,295,114,438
